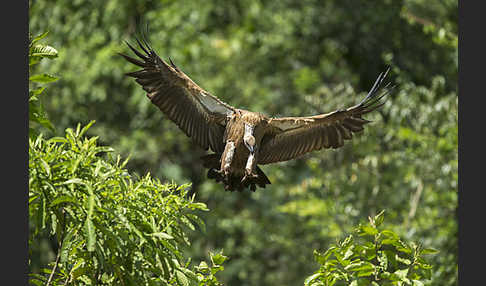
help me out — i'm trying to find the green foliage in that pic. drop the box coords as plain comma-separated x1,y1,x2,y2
194,251,228,285
305,211,437,286
29,0,457,285
29,31,58,137
29,122,226,285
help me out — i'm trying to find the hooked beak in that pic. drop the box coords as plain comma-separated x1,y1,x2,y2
244,139,255,154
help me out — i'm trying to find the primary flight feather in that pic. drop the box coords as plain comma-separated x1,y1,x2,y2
120,36,393,192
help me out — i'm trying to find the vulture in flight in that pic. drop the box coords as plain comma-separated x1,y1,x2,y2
120,37,393,192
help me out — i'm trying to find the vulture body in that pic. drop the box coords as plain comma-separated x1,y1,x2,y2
120,37,393,192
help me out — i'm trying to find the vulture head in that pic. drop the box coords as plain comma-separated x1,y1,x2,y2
243,123,256,154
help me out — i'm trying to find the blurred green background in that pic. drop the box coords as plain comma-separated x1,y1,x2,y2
29,0,457,285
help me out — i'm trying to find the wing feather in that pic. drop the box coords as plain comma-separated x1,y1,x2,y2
343,119,364,132
322,125,331,149
258,68,393,164
120,38,235,152
314,126,324,150
336,123,352,140
328,124,340,148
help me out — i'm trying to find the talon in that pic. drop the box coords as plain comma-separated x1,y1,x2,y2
207,168,218,179
222,169,231,181
245,171,258,179
223,174,231,186
241,174,248,183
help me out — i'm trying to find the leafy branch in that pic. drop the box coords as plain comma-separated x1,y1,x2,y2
29,122,227,285
305,210,437,286
29,31,58,137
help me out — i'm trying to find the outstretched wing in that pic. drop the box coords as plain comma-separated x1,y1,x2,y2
120,38,235,153
258,68,393,164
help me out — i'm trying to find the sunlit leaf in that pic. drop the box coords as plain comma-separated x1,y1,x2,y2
150,232,174,240
50,195,78,207
29,73,59,83
421,248,439,255
30,31,49,46
30,44,58,59
304,273,322,285
210,251,227,266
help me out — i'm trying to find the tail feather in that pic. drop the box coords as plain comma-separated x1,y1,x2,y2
255,166,271,188
201,153,220,169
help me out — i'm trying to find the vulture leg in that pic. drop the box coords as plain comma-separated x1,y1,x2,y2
241,151,259,184
245,152,257,176
220,141,236,181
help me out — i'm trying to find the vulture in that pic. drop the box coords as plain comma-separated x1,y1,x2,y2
120,37,393,192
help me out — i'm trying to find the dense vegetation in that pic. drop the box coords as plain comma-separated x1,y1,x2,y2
29,0,457,285
305,211,437,286
29,122,227,285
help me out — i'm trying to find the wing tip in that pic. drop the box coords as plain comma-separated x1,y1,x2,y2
168,57,181,72
119,52,146,67
356,66,395,113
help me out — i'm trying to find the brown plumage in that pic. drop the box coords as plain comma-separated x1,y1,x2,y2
120,36,394,192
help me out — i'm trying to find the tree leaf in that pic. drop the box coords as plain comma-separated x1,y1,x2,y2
39,158,51,177
29,194,39,204
395,254,412,265
343,245,355,260
62,178,85,185
60,228,76,264
30,86,46,97
30,31,49,46
374,210,385,227
381,230,399,239
304,273,322,285
41,195,46,229
84,188,96,252
150,232,174,240
84,218,96,252
322,246,337,261
29,73,59,83
344,261,375,272
186,214,206,233
50,195,78,207
411,280,424,286
175,269,190,286
210,251,227,266
180,215,195,231
30,44,58,59
421,248,439,255
359,225,378,236
393,268,409,281
79,120,96,137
